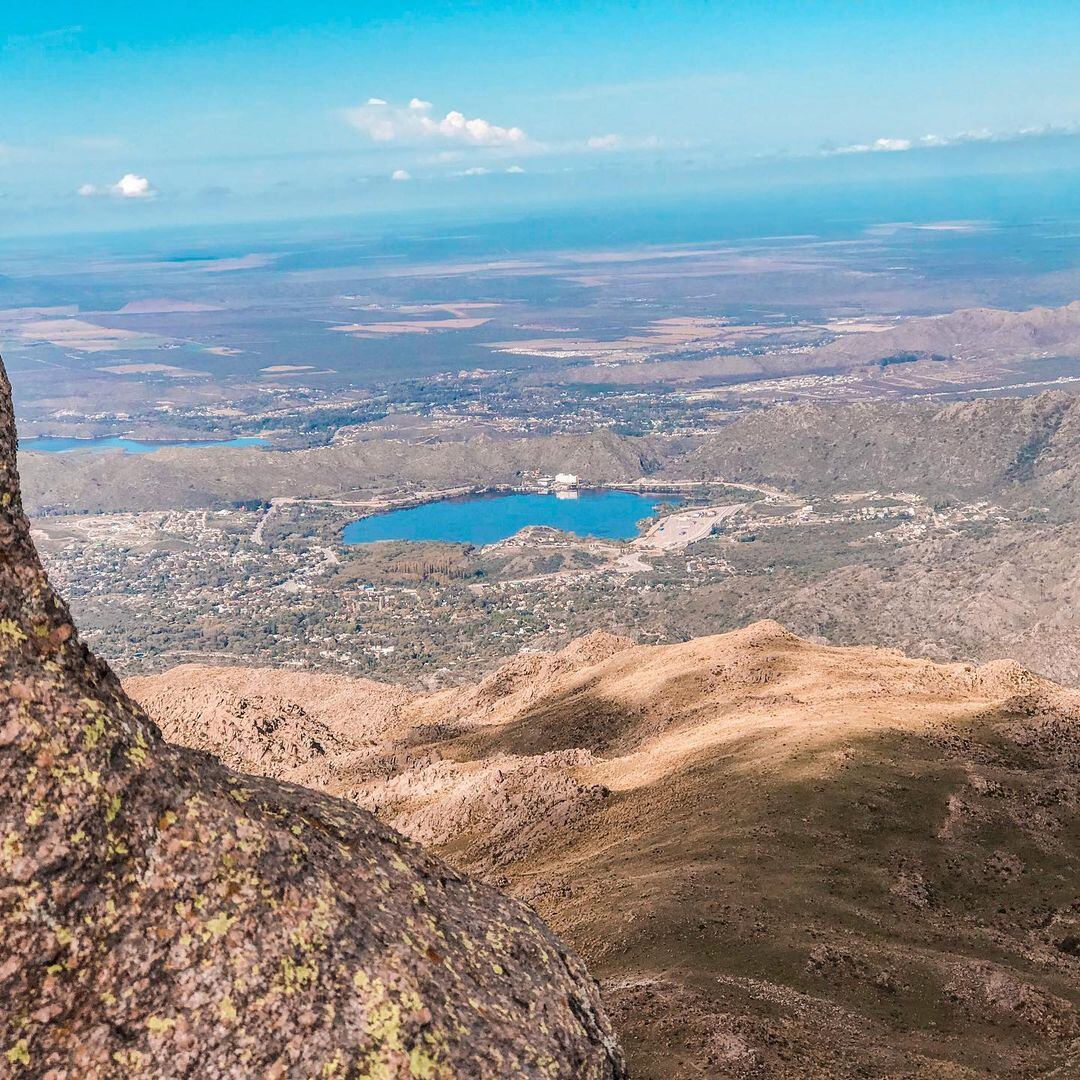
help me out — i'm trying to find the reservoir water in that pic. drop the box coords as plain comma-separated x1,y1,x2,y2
343,490,680,546
21,435,270,454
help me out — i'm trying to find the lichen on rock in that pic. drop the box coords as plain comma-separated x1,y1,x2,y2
0,357,626,1078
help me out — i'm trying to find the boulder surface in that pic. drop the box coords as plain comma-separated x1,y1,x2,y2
0,357,626,1079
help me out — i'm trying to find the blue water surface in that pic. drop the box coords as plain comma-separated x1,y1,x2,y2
343,490,679,546
21,435,269,454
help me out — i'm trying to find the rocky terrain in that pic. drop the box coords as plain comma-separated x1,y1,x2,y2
0,356,625,1077
672,390,1080,514
811,300,1080,369
743,519,1080,687
131,624,1080,1078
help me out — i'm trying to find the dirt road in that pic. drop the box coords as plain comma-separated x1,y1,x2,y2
633,502,743,551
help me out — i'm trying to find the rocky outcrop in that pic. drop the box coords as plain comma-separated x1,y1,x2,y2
0,356,626,1078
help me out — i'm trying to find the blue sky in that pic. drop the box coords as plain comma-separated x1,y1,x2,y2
4,2,1080,234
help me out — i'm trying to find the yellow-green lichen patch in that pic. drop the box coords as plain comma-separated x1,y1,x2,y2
408,1040,446,1079
0,618,27,645
82,711,108,751
4,1039,30,1067
276,953,319,995
203,912,235,939
103,793,122,823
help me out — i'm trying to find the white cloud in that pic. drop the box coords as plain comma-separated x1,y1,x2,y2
506,165,526,174
587,133,622,150
391,169,412,181
457,166,490,176
345,98,527,146
112,173,155,198
367,97,388,105
77,173,157,199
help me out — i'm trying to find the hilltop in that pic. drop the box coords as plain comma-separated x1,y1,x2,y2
131,623,1080,1078
812,300,1080,368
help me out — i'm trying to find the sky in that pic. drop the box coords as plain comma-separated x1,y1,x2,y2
4,1,1080,236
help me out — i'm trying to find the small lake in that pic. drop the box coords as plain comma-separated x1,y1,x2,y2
21,435,270,454
343,490,680,546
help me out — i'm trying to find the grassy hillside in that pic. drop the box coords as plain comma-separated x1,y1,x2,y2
132,624,1080,1078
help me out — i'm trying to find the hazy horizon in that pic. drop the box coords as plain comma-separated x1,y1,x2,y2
5,2,1080,237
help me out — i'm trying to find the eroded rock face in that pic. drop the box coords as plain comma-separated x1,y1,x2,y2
0,358,626,1079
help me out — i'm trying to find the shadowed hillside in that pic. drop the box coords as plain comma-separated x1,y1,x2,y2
675,391,1080,512
133,625,1080,1078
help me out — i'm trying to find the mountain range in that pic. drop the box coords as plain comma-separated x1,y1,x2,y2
18,390,1080,518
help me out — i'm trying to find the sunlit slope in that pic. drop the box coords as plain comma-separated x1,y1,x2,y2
133,623,1080,1078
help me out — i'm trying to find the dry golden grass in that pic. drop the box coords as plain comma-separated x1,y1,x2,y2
132,622,1080,1078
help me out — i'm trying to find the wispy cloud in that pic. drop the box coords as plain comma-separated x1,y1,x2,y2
828,124,1080,156
587,134,622,150
584,133,665,153
345,98,527,147
3,25,83,50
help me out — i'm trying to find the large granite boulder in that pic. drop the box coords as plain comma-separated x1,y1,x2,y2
0,358,626,1078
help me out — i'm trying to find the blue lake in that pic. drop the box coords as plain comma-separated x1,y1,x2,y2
21,435,270,454
343,490,680,546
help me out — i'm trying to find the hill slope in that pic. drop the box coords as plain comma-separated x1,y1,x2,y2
131,625,1080,1078
675,390,1080,511
813,299,1080,369
20,391,1080,518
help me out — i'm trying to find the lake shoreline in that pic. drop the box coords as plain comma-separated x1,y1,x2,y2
343,488,683,546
